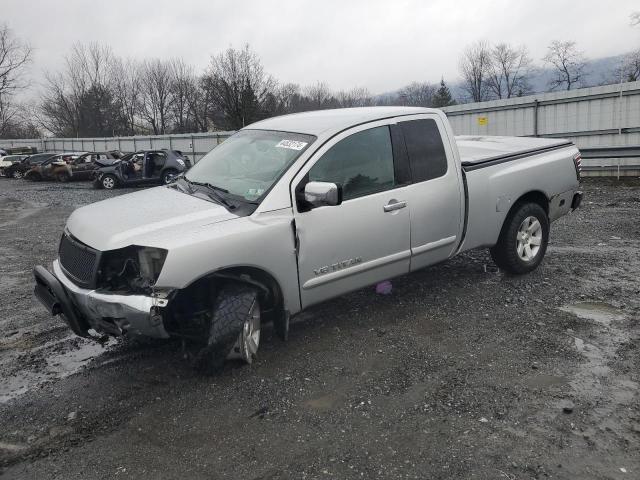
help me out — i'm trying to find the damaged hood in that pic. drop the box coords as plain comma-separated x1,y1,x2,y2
66,186,239,251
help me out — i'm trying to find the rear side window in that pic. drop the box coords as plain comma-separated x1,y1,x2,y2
309,126,395,201
400,119,448,182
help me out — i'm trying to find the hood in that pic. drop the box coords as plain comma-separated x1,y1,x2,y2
66,186,238,251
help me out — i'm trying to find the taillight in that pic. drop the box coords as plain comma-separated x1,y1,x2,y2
573,153,582,181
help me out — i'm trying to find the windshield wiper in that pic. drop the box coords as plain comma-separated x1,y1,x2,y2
185,178,236,210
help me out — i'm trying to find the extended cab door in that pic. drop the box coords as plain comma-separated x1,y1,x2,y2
397,115,465,271
292,121,412,308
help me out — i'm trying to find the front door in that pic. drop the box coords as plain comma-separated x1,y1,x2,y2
121,153,144,183
292,122,412,308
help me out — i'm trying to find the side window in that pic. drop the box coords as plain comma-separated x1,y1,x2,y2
308,126,395,201
399,119,448,182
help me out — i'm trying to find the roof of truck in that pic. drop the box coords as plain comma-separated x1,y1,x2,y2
245,107,438,136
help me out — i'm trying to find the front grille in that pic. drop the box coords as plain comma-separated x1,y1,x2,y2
58,233,99,287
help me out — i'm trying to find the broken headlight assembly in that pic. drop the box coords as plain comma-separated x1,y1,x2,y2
98,246,168,294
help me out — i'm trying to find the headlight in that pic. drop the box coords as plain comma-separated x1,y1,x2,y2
176,158,185,167
98,246,168,293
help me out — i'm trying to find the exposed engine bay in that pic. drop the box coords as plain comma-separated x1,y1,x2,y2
98,246,167,294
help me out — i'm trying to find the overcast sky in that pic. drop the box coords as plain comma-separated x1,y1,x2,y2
3,0,639,94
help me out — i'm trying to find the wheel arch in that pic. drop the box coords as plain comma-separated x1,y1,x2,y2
514,190,549,215
493,190,549,245
168,265,288,340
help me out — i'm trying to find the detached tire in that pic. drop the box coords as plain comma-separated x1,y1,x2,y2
194,284,261,374
490,202,549,274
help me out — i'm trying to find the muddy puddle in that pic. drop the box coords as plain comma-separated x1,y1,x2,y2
560,301,626,326
0,336,117,404
558,301,637,427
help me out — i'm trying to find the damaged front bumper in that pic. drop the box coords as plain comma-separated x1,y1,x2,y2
34,260,170,339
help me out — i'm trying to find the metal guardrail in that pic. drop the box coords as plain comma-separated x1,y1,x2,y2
578,145,640,178
579,145,640,159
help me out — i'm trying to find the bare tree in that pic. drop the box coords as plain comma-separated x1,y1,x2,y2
397,82,436,106
614,49,640,82
274,82,302,113
543,41,587,91
487,43,532,98
169,58,197,133
40,42,120,136
206,44,276,129
0,24,32,136
304,81,333,108
336,87,373,107
139,59,174,134
459,41,492,102
186,75,218,132
110,57,142,135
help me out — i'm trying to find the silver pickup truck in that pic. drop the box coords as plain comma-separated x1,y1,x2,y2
34,107,583,371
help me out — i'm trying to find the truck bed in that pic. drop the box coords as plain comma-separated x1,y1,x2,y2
456,136,572,170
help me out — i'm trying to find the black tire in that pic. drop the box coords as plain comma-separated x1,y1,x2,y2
25,172,40,181
490,202,549,275
101,174,117,190
161,169,178,185
11,170,23,179
193,284,260,374
56,171,71,183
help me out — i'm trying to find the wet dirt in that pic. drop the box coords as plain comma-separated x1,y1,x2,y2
0,177,639,479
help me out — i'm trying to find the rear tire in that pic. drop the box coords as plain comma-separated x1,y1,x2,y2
490,202,549,274
193,284,261,374
56,172,71,183
162,169,178,185
101,174,117,190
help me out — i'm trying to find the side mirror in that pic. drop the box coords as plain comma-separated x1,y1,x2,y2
304,181,342,208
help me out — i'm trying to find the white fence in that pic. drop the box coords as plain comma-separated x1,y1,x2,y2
0,132,234,163
442,81,640,176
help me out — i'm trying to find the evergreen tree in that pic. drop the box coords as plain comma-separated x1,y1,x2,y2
432,78,456,107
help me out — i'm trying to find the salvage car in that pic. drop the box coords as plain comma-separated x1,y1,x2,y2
53,152,120,182
0,154,28,177
34,107,583,372
24,153,82,181
5,153,57,179
93,149,190,189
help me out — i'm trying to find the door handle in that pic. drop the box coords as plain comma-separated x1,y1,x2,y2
383,200,407,212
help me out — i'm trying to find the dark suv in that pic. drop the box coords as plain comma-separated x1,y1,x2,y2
93,150,190,189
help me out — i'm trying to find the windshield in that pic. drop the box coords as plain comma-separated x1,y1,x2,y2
185,130,315,202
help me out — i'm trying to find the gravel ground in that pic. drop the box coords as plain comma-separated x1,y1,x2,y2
0,177,639,480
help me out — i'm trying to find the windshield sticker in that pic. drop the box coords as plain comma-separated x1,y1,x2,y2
247,188,265,197
275,140,308,151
